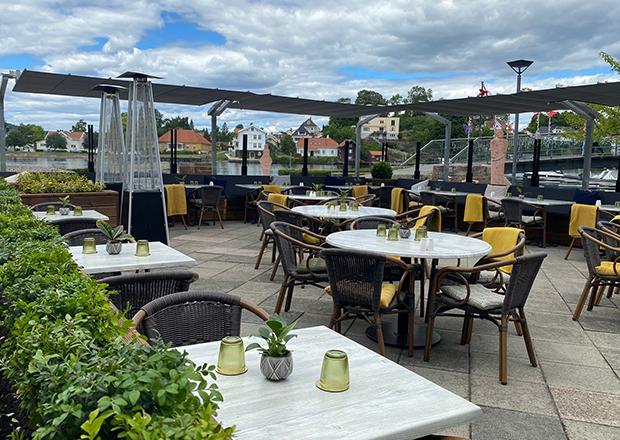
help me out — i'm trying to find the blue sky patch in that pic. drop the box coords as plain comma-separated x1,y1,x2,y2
137,13,226,50
0,54,42,70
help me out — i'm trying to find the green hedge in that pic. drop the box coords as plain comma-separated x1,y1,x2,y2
278,168,372,176
0,178,234,439
17,172,105,194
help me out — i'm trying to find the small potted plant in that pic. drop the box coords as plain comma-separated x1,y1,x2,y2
96,220,134,255
175,174,187,184
398,217,415,239
59,195,71,215
312,183,324,196
246,314,298,381
516,187,529,199
338,189,349,211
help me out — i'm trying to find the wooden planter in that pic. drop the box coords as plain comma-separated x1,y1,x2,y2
20,190,120,226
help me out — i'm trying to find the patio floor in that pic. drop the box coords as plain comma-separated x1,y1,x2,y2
169,220,620,440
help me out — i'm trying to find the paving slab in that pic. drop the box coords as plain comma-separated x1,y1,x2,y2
551,387,620,428
472,407,567,440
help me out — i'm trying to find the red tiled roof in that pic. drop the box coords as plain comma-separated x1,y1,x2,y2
47,131,84,140
158,129,211,145
369,151,383,156
295,137,338,151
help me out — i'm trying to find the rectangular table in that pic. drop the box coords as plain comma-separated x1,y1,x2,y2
182,326,481,439
34,210,109,221
69,241,196,275
487,196,574,207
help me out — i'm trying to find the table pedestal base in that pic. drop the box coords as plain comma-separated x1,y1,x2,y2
366,323,441,349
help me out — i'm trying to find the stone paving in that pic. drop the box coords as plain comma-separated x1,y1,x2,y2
169,220,620,440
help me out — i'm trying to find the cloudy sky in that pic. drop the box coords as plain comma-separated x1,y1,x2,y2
2,0,620,133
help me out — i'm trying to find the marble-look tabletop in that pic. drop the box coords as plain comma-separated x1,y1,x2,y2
326,230,492,259
422,189,472,198
182,326,481,440
69,241,196,274
488,196,574,207
292,205,396,219
288,194,336,201
34,210,109,221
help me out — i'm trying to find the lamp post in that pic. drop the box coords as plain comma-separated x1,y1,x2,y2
507,59,533,184
0,70,20,173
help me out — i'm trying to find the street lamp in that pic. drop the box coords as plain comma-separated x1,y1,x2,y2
0,70,21,172
507,59,533,184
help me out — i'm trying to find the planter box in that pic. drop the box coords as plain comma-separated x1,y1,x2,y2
367,178,398,187
20,190,120,226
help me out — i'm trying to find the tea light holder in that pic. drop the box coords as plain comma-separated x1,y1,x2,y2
216,336,247,375
135,240,150,256
451,188,456,194
414,225,427,241
537,195,544,202
349,202,359,211
316,350,349,392
82,237,98,254
376,224,387,237
73,206,83,216
387,228,399,241
615,201,620,209
46,205,56,216
506,192,512,198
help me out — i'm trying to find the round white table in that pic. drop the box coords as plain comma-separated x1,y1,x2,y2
288,194,336,202
326,230,492,348
292,205,396,219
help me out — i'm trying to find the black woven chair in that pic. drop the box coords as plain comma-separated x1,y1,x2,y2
271,221,329,314
597,220,620,262
322,248,416,357
501,198,546,247
188,185,224,229
282,186,312,195
244,187,260,223
377,186,395,209
350,216,397,230
425,252,547,384
132,291,269,347
420,191,457,231
256,201,287,271
356,193,376,207
31,202,75,211
51,217,98,236
63,228,108,245
100,270,196,319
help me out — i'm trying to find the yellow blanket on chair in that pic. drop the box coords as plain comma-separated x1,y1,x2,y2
391,188,404,214
166,184,187,216
268,193,289,208
262,185,281,194
482,227,524,274
463,194,484,223
352,185,368,198
412,206,441,232
568,204,598,238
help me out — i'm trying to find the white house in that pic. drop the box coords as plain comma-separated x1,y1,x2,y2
295,137,339,158
359,116,399,140
35,131,86,152
231,124,269,159
292,118,321,142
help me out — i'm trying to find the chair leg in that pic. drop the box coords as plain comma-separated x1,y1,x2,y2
197,210,205,230
408,311,414,357
270,254,280,281
607,284,615,298
244,206,248,223
284,283,295,312
573,275,593,320
374,313,386,357
328,307,339,330
512,312,523,336
594,284,607,306
181,214,188,230
255,237,269,269
271,240,277,263
460,313,473,345
274,275,289,314
216,208,224,229
423,317,436,361
465,223,473,236
590,284,605,310
542,227,547,248
518,308,537,368
499,314,508,385
564,237,576,259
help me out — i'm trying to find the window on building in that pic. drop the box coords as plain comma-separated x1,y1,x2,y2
380,120,384,124
253,134,257,140
363,127,370,131
391,120,395,126
391,127,396,131
258,135,262,139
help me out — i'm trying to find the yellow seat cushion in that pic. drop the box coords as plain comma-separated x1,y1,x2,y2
596,261,620,276
409,201,423,208
324,283,397,308
302,233,321,245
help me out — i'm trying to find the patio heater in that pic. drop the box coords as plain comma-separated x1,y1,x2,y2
120,72,170,245
507,59,533,184
94,84,126,185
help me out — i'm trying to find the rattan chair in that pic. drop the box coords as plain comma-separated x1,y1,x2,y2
376,185,395,209
282,185,312,195
322,248,416,357
350,216,398,230
501,198,546,247
100,270,196,319
255,201,287,271
63,228,108,245
355,193,376,206
565,205,613,259
271,221,329,314
51,217,98,236
420,191,457,231
31,202,75,211
244,187,260,224
425,252,547,384
132,291,269,347
188,185,224,229
572,226,620,321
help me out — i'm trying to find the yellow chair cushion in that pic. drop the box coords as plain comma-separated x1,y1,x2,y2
324,283,397,308
302,233,321,245
463,194,484,223
263,185,281,194
482,227,523,274
596,261,620,276
568,204,598,237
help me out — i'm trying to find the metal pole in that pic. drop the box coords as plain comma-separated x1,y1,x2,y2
531,138,541,187
241,134,248,176
424,113,451,181
562,100,599,190
170,129,177,174
302,138,308,177
466,139,474,182
0,75,9,173
342,140,349,177
511,73,522,184
87,125,95,172
211,114,217,175
616,155,620,192
414,141,421,179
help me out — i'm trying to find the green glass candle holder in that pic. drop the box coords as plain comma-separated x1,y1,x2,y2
414,225,427,241
451,188,456,194
348,202,358,211
376,224,387,237
426,186,431,191
316,350,349,392
615,201,620,209
339,203,347,212
82,237,97,254
46,205,55,216
216,336,247,375
387,228,399,241
135,240,150,256
537,195,544,202
506,192,512,198
73,206,83,216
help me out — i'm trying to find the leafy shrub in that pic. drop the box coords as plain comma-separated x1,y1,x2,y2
17,172,105,194
0,179,234,439
370,161,393,179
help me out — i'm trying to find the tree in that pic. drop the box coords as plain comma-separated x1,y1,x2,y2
388,94,403,105
280,134,296,155
235,124,244,129
322,97,357,143
355,90,387,106
404,86,432,104
82,132,99,150
5,124,45,149
71,119,87,132
6,129,28,150
46,133,67,150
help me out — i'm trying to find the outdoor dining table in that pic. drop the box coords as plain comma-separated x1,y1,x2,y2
487,196,575,207
423,189,472,198
288,194,338,202
182,325,481,439
68,241,196,275
292,205,396,219
326,229,492,348
33,209,109,221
